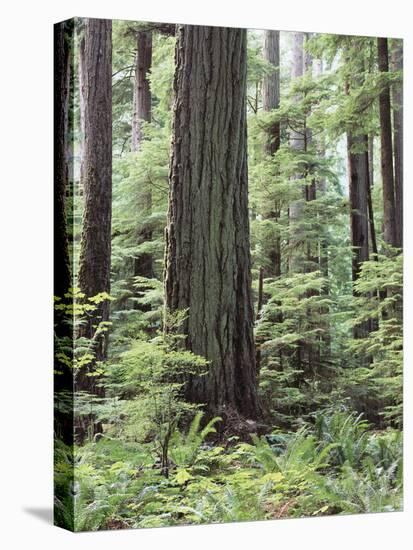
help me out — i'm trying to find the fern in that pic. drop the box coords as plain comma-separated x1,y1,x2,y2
170,412,222,468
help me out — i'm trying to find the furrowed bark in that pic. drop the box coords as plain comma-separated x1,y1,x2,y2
78,18,112,375
55,22,72,304
165,25,259,419
54,19,74,447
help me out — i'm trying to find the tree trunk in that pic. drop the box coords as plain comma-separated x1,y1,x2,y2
365,139,380,331
377,37,397,248
262,30,280,155
303,38,317,270
314,59,329,276
345,42,372,339
391,39,403,248
255,266,264,375
165,25,259,419
258,31,282,374
78,33,86,194
289,32,305,274
368,133,374,193
303,43,321,373
54,21,72,303
261,31,281,277
54,20,74,447
78,18,112,364
366,140,378,258
348,133,369,282
132,31,152,152
347,132,370,338
132,31,154,298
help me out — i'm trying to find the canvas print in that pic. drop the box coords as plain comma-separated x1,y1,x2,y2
54,18,403,531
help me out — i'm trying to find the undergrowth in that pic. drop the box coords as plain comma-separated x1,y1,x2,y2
56,409,403,531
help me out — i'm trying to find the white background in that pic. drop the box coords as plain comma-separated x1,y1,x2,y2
0,0,411,548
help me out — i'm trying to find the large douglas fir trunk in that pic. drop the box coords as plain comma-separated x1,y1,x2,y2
165,25,260,419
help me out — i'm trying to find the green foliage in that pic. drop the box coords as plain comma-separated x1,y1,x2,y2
59,24,403,530
169,412,222,468
71,410,402,529
256,270,336,424
54,288,114,445
54,440,74,530
314,409,371,468
346,252,403,425
100,311,209,476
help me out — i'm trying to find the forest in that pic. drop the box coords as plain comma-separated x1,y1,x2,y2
54,18,403,531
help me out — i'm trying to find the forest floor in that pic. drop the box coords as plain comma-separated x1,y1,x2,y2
58,411,402,531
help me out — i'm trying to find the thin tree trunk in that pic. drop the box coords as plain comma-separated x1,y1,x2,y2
289,32,305,274
368,133,374,192
345,41,372,339
365,139,380,331
262,30,280,155
290,31,304,145
312,58,332,358
314,59,329,277
314,56,327,274
288,32,306,376
262,29,281,278
257,15,283,380
348,134,369,282
255,266,264,375
347,132,370,338
132,31,153,300
366,144,378,258
303,36,317,270
391,39,403,248
377,37,397,248
165,25,259,419
302,38,320,374
132,31,152,152
304,42,322,373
